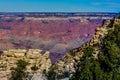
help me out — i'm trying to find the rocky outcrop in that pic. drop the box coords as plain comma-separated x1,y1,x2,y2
0,49,51,80
54,18,120,75
0,13,117,64
0,15,103,64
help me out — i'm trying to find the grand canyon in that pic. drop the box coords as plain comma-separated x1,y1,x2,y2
0,12,118,63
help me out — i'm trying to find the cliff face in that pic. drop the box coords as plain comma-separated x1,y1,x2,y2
53,18,120,74
0,13,116,63
0,14,119,79
0,49,51,80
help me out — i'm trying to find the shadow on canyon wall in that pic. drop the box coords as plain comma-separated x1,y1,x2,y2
0,13,118,63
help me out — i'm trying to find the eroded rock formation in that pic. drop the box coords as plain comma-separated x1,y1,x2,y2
53,18,120,75
0,49,51,80
0,13,117,63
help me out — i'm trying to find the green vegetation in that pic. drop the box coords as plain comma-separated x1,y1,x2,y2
70,19,120,80
31,65,39,71
102,19,106,26
107,17,115,28
70,46,99,80
0,63,6,68
118,12,120,19
69,48,81,56
43,67,57,80
9,60,29,80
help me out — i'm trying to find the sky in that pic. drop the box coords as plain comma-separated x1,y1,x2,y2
0,0,119,12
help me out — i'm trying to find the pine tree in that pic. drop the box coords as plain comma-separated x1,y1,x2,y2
70,19,120,80
9,60,29,80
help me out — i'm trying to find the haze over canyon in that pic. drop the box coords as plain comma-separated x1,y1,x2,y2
0,12,118,63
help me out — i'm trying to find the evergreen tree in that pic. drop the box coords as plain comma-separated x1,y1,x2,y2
70,19,120,80
44,67,57,80
9,60,29,80
118,12,120,19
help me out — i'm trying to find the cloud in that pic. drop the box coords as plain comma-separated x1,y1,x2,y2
92,2,120,8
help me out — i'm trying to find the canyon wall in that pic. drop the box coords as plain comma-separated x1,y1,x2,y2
0,13,118,63
0,49,51,80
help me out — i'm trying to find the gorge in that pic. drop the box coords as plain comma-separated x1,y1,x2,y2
0,12,118,63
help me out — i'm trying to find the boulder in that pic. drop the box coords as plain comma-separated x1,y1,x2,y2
42,51,50,59
26,52,41,59
0,49,52,79
14,52,25,58
4,50,14,57
28,59,36,64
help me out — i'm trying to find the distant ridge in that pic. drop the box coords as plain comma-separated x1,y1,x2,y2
0,12,118,17
0,12,118,63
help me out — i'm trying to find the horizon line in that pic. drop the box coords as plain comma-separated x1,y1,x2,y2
0,12,119,13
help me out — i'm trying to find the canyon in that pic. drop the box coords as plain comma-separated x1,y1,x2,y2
0,12,118,63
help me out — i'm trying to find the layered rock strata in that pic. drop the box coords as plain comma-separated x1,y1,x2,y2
54,19,120,74
0,49,51,80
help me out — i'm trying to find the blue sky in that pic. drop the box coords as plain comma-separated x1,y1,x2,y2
0,0,119,12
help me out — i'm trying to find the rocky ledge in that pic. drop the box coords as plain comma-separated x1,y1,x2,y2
0,49,51,80
53,18,120,76
0,18,120,80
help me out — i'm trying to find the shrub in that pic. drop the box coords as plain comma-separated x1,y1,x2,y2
9,60,29,80
31,65,39,71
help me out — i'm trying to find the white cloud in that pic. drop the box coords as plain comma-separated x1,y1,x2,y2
92,2,120,8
